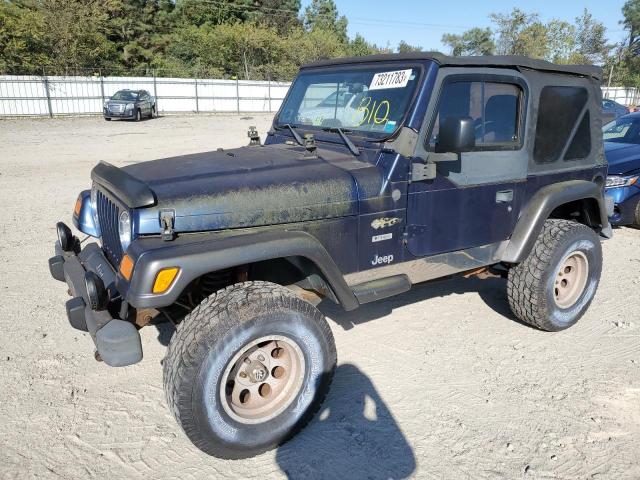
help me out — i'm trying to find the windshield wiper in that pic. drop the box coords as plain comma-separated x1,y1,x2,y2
322,127,360,156
275,123,304,146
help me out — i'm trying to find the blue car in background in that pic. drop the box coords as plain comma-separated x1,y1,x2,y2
602,98,630,123
604,112,640,227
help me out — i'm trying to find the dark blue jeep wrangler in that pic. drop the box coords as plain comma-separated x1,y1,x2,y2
49,53,612,458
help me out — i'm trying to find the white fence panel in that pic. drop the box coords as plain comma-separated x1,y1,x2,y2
3,73,636,117
602,87,640,106
0,74,292,117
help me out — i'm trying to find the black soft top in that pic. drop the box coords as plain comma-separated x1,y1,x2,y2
302,52,602,80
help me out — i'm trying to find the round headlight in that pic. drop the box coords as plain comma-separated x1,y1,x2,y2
118,210,132,251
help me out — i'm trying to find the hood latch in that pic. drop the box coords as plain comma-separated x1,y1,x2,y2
160,209,176,241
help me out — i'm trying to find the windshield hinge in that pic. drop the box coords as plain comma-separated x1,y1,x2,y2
411,161,436,182
247,126,261,146
160,209,176,241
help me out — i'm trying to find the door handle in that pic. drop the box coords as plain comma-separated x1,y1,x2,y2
496,190,513,203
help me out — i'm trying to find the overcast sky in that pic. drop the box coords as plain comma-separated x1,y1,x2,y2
300,0,629,52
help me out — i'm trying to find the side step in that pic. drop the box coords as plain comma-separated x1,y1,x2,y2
351,274,411,305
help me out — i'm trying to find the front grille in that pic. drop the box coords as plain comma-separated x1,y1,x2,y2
109,104,124,113
96,189,124,266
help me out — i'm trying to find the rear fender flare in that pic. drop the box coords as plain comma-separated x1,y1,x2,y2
501,180,611,263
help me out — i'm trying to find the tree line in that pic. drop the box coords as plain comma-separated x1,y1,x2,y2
0,0,638,86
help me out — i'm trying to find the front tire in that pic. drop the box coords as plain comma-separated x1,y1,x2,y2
134,109,141,122
507,219,602,331
163,281,336,459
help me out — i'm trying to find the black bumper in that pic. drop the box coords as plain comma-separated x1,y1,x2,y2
49,237,142,367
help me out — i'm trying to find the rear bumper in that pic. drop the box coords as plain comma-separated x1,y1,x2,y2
49,233,142,367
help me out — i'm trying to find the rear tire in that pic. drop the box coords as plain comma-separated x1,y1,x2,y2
163,281,336,459
507,219,602,331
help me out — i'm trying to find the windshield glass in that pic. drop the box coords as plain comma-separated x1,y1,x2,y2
111,91,138,101
276,65,422,138
603,116,640,145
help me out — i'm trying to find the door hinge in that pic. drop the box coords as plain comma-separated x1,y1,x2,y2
160,209,176,241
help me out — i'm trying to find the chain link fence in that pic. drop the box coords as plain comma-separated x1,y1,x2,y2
0,68,292,117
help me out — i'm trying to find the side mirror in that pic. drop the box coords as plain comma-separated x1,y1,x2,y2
435,116,475,154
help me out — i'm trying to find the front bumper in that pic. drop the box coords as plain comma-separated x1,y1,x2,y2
606,187,640,226
49,233,142,367
103,108,136,119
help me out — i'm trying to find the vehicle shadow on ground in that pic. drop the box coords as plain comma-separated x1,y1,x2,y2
275,363,415,480
322,275,527,330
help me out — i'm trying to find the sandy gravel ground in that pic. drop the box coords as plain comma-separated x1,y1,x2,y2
1,115,640,480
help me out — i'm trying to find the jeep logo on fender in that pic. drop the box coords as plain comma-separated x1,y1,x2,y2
371,254,394,266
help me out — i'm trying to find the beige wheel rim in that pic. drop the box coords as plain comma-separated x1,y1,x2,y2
220,335,305,425
553,251,589,309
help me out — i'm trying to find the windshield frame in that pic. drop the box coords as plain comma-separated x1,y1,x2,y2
275,61,426,141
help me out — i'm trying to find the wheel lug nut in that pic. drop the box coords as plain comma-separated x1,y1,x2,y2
239,371,247,378
258,354,265,361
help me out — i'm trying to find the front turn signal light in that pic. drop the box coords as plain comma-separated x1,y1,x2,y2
119,254,134,280
153,267,179,294
74,196,82,216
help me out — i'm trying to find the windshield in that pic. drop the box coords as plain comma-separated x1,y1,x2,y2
111,91,138,101
276,65,421,138
603,116,640,145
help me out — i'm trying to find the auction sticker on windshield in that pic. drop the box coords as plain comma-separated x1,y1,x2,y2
369,69,412,91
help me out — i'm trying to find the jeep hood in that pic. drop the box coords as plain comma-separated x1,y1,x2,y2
121,144,370,233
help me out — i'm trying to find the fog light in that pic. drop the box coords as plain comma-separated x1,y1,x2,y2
57,222,73,251
84,271,109,311
153,267,179,294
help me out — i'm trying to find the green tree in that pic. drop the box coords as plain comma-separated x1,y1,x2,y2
442,27,494,56
546,20,576,63
490,8,539,55
40,0,117,73
0,1,48,74
572,9,610,64
397,40,422,53
303,0,348,43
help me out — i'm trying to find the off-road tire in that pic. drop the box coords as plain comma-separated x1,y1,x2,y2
163,281,336,459
507,219,602,331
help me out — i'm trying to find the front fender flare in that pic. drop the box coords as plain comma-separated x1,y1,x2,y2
501,180,611,264
120,229,359,311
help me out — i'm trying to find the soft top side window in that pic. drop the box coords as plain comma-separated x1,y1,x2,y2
533,86,590,163
427,79,523,152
